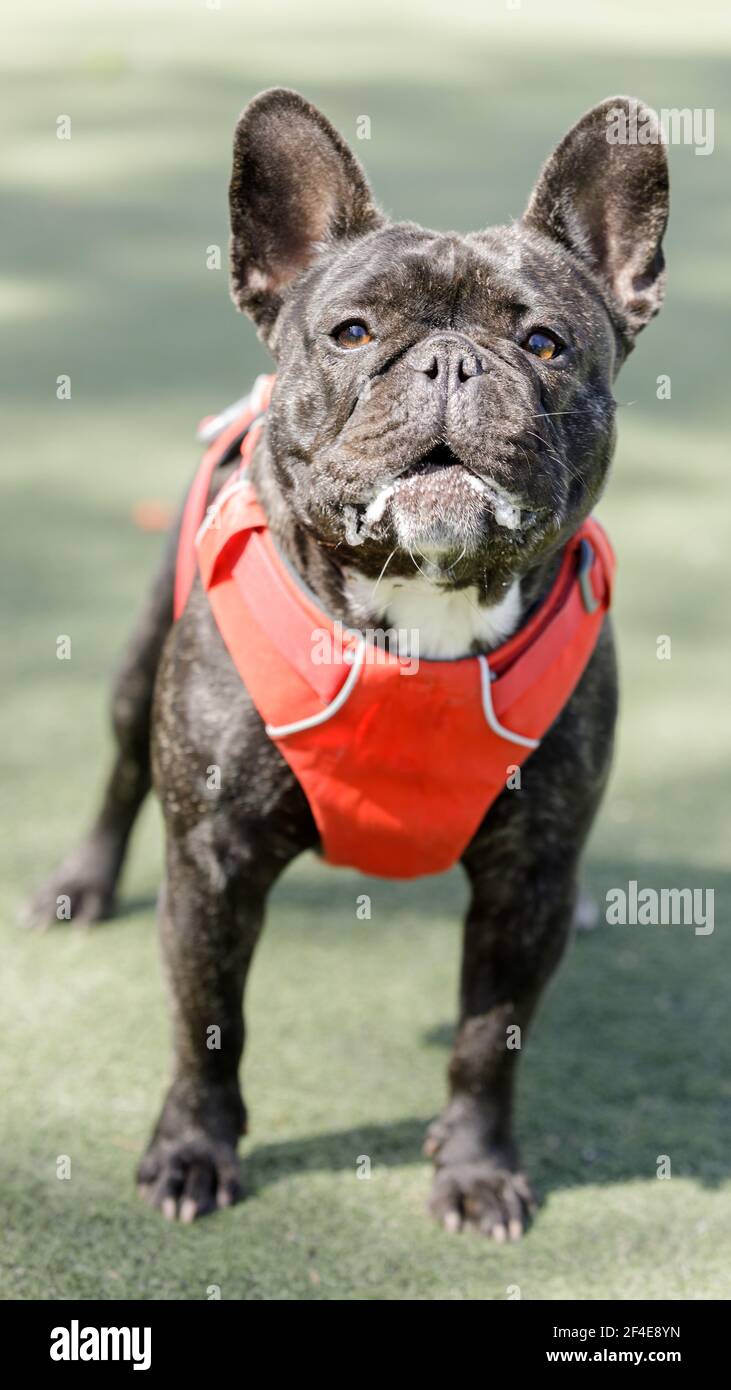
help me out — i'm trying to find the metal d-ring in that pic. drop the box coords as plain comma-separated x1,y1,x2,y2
577,537,600,614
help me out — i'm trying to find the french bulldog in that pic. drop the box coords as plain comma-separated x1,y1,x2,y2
28,89,668,1235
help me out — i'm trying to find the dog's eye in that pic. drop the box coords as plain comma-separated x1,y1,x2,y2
522,329,563,361
333,320,373,349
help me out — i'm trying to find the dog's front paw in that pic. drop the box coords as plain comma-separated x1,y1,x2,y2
23,838,120,928
137,1133,243,1223
427,1161,536,1240
424,1112,536,1240
137,1081,246,1222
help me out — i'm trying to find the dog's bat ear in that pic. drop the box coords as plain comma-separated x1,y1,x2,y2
229,88,383,340
523,97,669,347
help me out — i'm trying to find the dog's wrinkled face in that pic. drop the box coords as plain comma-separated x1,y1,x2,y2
269,224,618,589
229,90,668,595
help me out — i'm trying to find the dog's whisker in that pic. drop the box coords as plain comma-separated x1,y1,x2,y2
411,545,488,621
520,425,588,491
445,544,467,574
370,548,397,602
527,403,633,419
408,546,436,585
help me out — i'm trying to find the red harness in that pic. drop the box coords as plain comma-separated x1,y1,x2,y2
175,376,615,879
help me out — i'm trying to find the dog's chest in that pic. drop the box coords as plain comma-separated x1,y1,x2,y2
344,571,522,659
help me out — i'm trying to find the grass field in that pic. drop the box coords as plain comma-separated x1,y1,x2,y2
2,0,730,1300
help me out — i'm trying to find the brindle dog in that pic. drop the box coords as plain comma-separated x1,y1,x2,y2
28,91,668,1235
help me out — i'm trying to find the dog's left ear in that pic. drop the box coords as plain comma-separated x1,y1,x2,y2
524,97,669,347
229,88,383,341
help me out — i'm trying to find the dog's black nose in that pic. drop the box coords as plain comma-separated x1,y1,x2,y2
407,333,487,386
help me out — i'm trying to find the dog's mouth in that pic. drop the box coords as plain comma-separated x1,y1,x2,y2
398,442,469,482
344,444,525,549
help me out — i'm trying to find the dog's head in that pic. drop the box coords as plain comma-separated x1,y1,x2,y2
229,89,668,596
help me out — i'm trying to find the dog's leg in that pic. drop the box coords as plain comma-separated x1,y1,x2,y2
135,558,319,1221
136,833,283,1222
424,849,577,1240
25,521,179,926
425,633,617,1240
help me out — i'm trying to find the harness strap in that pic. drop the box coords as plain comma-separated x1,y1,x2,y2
489,520,612,713
174,377,274,620
233,522,351,706
202,506,612,723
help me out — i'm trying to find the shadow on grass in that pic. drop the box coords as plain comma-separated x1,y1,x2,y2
245,1116,430,1195
112,894,159,919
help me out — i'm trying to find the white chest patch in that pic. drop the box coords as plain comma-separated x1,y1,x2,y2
345,570,522,660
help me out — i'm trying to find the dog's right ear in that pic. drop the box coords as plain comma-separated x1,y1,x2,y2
229,88,383,341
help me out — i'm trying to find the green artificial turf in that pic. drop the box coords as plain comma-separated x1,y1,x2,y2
1,0,729,1300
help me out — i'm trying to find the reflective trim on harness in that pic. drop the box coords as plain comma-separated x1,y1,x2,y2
478,656,540,749
195,475,253,549
264,637,367,739
577,537,600,614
